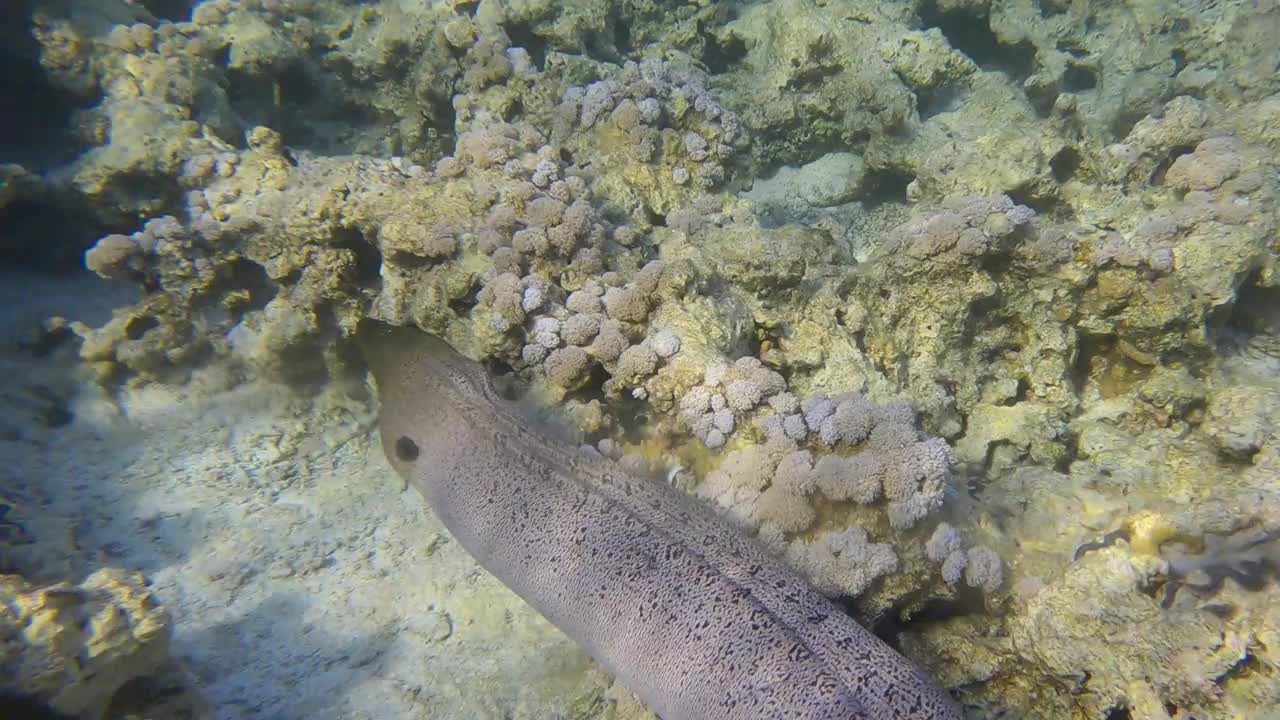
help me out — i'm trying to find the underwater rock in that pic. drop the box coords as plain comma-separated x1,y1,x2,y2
1012,546,1266,719
0,568,175,718
1203,385,1280,460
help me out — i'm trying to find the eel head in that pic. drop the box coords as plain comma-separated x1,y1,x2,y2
355,320,489,481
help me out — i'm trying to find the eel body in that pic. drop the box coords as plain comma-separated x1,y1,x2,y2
358,322,962,720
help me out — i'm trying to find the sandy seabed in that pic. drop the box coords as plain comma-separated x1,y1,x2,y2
1,270,627,720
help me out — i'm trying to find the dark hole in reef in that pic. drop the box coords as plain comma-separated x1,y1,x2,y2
746,319,787,371
0,198,109,274
105,674,194,720
991,377,1029,406
395,436,420,462
787,59,841,91
1213,270,1280,351
862,585,988,651
1137,572,1165,601
388,251,442,270
1149,144,1196,186
1063,62,1098,91
1052,435,1081,474
0,691,74,720
955,458,988,496
212,43,231,69
22,322,76,359
612,19,633,56
0,44,101,170
448,296,476,316
1104,705,1134,720
455,1,479,16
487,361,532,404
962,294,1005,352
919,1,1038,81
1007,186,1060,216
271,61,320,125
861,167,913,207
333,229,383,287
274,303,338,388
41,398,74,429
1037,0,1070,16
976,439,1006,477
222,258,277,322
1014,377,1030,403
916,82,966,120
1071,332,1113,393
419,88,459,157
114,170,186,220
613,394,658,449
1024,81,1059,118
333,332,368,384
125,315,160,341
0,0,32,45
1056,40,1090,58
1110,101,1167,145
224,68,272,145
1221,651,1264,683
581,359,612,400
482,355,516,378
227,60,376,154
504,22,548,71
135,0,195,21
979,341,1022,365
1171,49,1188,75
1050,146,1081,182
1201,601,1239,620
702,32,748,74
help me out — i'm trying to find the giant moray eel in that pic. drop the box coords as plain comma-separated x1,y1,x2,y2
358,321,961,720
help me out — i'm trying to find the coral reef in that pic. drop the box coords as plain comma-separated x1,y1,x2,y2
4,0,1279,717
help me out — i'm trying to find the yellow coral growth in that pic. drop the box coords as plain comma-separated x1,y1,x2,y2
1123,510,1181,556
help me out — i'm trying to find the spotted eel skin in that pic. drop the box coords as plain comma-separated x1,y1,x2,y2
358,322,962,720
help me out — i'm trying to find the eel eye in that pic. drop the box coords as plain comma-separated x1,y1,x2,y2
395,436,420,462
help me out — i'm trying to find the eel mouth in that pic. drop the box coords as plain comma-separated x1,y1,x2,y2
354,320,483,407
354,319,404,391
355,320,453,385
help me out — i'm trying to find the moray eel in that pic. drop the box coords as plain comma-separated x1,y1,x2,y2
358,321,961,720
